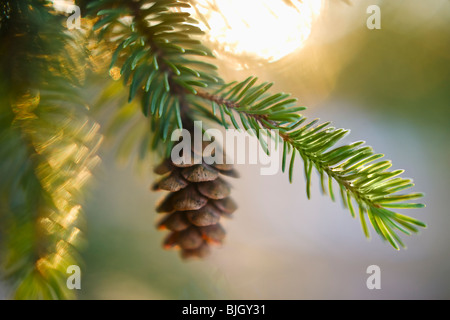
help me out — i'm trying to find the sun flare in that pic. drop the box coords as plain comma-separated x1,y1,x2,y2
189,0,323,63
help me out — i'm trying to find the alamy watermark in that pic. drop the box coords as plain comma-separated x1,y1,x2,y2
366,265,381,289
367,5,381,30
66,265,81,290
171,121,280,175
51,2,381,33
53,1,81,30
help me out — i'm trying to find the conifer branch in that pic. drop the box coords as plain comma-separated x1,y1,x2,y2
0,0,428,300
192,79,426,249
88,0,222,157
88,0,426,250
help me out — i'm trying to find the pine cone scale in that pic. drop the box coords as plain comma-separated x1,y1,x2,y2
153,139,238,259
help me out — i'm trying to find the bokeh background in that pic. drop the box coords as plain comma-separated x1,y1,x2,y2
46,0,448,299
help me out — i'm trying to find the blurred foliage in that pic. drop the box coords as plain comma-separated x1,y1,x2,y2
0,0,101,299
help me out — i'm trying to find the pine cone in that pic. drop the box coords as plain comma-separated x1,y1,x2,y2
152,141,238,259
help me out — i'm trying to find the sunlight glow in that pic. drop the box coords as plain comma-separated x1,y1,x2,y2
190,0,323,63
51,0,75,11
